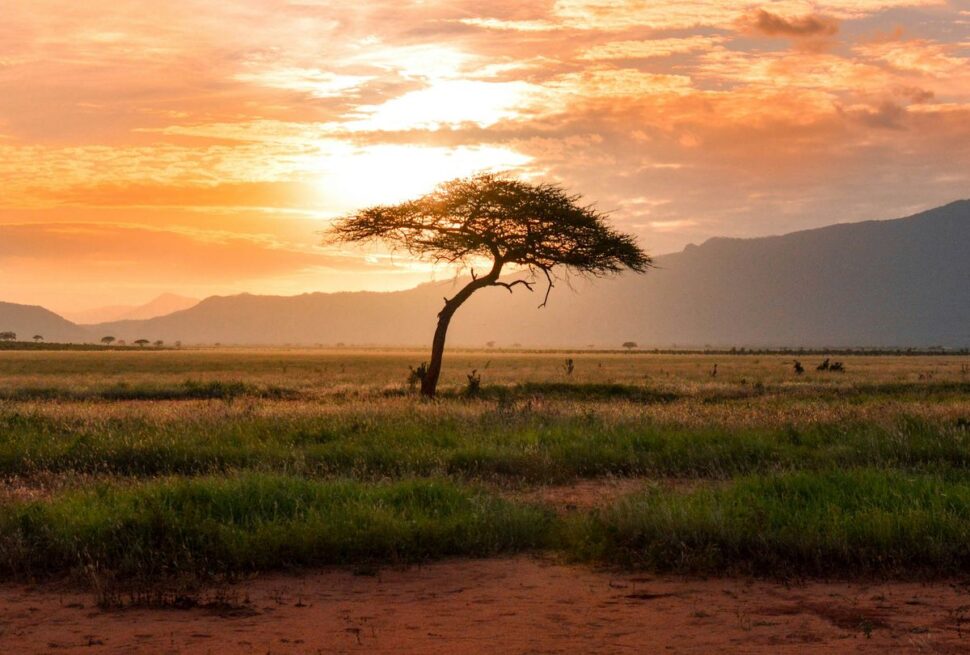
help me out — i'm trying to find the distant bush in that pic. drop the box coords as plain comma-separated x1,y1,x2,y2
465,369,482,396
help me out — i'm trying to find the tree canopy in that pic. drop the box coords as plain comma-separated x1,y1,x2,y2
329,173,651,306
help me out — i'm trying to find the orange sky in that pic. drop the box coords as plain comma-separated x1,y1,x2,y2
1,1,968,314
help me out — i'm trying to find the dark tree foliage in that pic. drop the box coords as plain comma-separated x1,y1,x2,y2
327,173,651,397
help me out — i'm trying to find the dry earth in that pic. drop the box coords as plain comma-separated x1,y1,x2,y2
3,557,970,654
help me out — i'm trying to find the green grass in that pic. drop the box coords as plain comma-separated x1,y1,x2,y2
569,469,970,576
0,475,552,580
1,408,966,481
7,470,970,580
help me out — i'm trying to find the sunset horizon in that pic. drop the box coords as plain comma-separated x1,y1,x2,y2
2,1,967,314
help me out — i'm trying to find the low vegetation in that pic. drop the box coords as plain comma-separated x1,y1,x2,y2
568,469,970,576
0,475,550,580
0,350,966,583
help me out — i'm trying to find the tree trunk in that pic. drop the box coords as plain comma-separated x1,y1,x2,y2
420,305,455,397
420,261,502,398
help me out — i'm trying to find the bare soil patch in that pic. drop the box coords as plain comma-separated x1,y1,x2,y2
3,557,970,654
507,477,712,513
508,477,650,512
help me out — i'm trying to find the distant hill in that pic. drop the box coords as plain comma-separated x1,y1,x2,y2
63,293,198,324
86,200,969,349
3,201,967,348
0,302,92,343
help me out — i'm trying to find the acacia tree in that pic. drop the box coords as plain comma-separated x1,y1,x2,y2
327,173,651,397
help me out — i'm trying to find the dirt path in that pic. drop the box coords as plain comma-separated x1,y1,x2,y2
3,557,970,654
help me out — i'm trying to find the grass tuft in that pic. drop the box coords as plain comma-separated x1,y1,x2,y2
568,469,970,576
0,475,552,580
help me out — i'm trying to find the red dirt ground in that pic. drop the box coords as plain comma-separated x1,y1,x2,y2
3,557,970,654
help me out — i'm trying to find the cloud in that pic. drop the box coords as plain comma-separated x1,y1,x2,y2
345,80,543,131
855,39,966,75
738,9,839,38
234,68,375,98
458,18,563,32
578,37,724,61
649,219,698,232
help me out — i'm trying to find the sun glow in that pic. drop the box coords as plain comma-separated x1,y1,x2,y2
348,80,541,131
309,143,534,211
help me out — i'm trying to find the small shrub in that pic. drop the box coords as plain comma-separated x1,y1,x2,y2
465,369,482,396
407,362,429,391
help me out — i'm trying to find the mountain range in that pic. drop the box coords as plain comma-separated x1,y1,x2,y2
60,293,199,325
1,200,967,348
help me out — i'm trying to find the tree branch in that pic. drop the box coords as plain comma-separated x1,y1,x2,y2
538,267,554,308
493,279,534,294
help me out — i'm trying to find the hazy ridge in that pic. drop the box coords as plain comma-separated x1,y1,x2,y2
2,200,967,348
62,293,199,324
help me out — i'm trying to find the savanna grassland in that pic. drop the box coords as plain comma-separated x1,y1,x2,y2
1,347,968,589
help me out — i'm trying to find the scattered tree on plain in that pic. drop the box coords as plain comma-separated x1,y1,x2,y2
101,336,115,346
153,340,164,347
33,335,44,342
134,339,150,347
0,331,17,341
327,173,650,397
622,341,638,350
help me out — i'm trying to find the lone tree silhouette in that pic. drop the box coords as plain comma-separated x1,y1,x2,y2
0,331,16,341
134,339,150,347
33,335,43,343
100,336,115,346
622,341,638,350
327,173,650,397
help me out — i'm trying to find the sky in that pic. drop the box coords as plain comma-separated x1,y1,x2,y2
1,0,968,314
